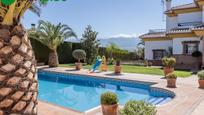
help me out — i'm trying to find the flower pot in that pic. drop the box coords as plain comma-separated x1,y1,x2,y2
163,67,174,77
101,104,118,115
75,62,82,70
167,78,176,88
114,66,121,74
198,80,204,88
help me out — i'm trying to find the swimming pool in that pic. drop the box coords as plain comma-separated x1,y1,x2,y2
38,70,174,112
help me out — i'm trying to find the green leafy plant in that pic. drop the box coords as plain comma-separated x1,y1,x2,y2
192,51,202,57
198,70,204,80
109,58,115,65
119,100,157,115
72,49,86,62
162,57,176,68
166,73,177,79
101,92,118,105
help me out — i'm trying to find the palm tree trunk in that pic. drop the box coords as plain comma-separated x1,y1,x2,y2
48,49,59,67
0,24,37,114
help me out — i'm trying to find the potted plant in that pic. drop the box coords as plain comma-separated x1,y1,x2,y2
101,92,118,115
119,100,157,115
72,49,86,70
162,57,176,77
197,70,204,88
166,72,177,88
114,59,121,74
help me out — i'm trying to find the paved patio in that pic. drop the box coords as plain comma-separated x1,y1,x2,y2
38,67,204,115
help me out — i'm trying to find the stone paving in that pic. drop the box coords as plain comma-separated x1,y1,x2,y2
38,67,204,115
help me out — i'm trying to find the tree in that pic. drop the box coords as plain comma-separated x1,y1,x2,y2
137,40,145,47
135,47,144,60
106,43,119,58
29,20,77,67
135,40,145,60
81,25,100,64
0,0,46,114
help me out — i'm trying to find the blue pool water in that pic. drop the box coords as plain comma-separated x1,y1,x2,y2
38,71,174,112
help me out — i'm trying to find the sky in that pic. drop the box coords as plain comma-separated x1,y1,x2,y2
22,0,193,38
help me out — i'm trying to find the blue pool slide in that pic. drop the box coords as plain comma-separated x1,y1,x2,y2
91,59,102,72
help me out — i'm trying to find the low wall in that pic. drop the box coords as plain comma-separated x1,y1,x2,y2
173,54,202,70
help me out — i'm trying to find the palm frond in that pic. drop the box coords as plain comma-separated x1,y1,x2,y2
29,20,77,50
0,0,47,25
29,3,41,17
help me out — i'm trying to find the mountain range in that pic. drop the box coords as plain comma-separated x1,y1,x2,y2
65,36,140,52
99,37,140,52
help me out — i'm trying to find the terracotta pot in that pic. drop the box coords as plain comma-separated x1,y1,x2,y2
75,62,82,70
198,80,204,88
163,67,174,77
167,78,177,88
114,66,121,74
101,104,118,115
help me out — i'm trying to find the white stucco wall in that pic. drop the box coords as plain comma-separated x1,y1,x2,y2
173,37,202,54
178,12,202,23
145,40,173,60
166,16,178,30
202,6,204,22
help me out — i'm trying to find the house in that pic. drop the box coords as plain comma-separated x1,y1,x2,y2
139,0,204,70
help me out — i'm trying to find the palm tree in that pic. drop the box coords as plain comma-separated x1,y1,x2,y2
29,20,77,67
0,0,46,114
137,40,145,47
106,43,120,58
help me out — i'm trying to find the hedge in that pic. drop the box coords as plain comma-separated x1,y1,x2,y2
30,38,82,64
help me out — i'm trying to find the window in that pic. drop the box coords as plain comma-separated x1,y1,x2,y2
182,41,199,55
153,50,165,60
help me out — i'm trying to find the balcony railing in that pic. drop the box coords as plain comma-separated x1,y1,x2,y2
149,29,166,33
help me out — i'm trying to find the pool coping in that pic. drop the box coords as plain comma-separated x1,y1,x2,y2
38,67,204,115
38,69,175,113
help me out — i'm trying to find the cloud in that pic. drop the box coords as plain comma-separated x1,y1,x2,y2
110,34,138,38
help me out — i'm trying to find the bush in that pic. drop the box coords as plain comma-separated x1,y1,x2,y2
109,58,115,65
162,57,176,68
101,92,118,105
166,73,177,79
119,100,157,115
192,51,202,57
198,70,204,80
72,49,86,62
148,62,153,67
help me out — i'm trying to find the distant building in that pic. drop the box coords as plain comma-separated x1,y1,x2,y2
139,0,204,70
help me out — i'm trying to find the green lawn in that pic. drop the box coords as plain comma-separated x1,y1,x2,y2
60,64,192,78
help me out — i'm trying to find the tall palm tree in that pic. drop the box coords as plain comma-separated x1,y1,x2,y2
0,0,46,114
29,20,77,67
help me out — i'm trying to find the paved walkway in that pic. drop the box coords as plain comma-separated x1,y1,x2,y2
38,67,204,115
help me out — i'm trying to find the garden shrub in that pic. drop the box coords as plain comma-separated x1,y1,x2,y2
119,100,157,115
192,51,202,57
198,70,204,80
101,92,118,105
72,49,86,62
166,73,177,79
162,57,176,67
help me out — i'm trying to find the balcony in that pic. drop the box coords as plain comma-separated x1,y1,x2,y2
149,29,166,34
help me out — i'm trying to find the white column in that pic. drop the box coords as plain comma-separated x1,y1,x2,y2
202,36,204,68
